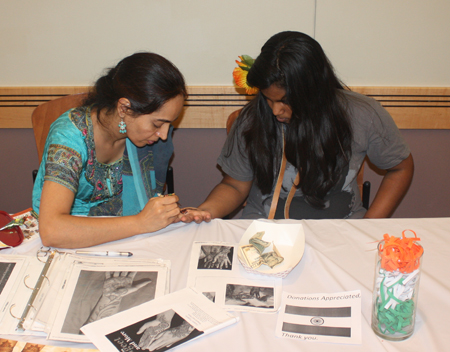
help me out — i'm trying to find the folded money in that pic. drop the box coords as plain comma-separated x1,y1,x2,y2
240,232,284,269
249,231,271,253
261,244,284,268
240,244,264,269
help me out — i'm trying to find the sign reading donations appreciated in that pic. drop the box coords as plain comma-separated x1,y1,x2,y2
276,290,361,345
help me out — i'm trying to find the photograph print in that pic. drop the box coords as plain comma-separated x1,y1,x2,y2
61,270,158,335
197,245,233,270
225,284,274,309
0,263,15,295
202,292,216,303
106,309,203,352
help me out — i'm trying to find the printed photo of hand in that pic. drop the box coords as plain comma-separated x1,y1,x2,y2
210,250,231,269
147,321,194,351
84,271,152,325
137,310,174,349
198,245,233,270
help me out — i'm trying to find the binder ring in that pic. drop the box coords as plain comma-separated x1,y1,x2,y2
9,304,20,320
23,274,34,289
37,247,51,262
37,247,61,262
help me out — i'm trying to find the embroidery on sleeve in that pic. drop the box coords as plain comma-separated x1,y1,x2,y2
44,144,82,193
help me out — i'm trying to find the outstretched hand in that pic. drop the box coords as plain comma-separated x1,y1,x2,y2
102,272,151,300
211,250,231,269
137,310,175,349
84,271,151,325
146,321,194,351
179,207,212,224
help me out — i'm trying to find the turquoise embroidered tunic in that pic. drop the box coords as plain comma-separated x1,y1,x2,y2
32,106,173,216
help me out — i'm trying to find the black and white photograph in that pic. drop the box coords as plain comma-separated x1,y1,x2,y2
202,292,216,303
197,245,233,270
61,270,158,335
106,309,203,352
0,263,15,295
225,284,274,309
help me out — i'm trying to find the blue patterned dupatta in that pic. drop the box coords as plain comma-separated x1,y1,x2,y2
121,126,174,216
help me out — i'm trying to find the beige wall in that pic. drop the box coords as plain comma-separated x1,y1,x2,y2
316,0,450,85
0,0,315,86
1,0,449,86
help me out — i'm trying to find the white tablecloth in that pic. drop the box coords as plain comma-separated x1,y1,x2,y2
3,217,450,352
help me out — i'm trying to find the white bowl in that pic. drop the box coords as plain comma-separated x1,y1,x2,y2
237,220,305,278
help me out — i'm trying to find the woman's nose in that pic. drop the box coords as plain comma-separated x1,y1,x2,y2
157,124,170,140
272,102,285,116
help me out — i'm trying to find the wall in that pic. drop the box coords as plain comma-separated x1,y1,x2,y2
0,0,315,85
316,0,450,85
1,1,449,85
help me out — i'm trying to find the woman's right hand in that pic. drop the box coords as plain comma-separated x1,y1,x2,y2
38,182,183,248
137,195,181,233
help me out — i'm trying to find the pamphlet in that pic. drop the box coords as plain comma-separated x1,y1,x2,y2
81,287,238,352
11,208,40,243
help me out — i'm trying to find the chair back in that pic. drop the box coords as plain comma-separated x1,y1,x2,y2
32,93,87,164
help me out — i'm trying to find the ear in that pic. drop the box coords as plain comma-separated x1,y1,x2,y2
117,98,131,117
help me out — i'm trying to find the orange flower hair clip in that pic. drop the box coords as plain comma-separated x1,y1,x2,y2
233,55,259,95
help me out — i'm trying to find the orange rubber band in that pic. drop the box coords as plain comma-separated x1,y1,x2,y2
379,230,423,273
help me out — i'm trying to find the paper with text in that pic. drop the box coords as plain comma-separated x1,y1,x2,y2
276,290,361,344
81,287,238,352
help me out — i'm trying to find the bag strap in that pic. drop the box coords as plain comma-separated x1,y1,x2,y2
267,128,301,219
284,173,300,219
268,152,287,219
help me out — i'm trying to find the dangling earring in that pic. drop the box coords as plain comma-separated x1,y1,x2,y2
118,117,127,134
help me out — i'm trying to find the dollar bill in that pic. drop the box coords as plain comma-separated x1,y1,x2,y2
249,232,271,253
240,244,264,269
251,231,265,240
261,252,284,268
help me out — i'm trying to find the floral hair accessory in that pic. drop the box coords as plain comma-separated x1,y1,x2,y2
233,55,259,95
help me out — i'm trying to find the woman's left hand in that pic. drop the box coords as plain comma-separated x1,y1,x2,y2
179,207,212,224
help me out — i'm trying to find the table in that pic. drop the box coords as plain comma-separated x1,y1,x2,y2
2,217,450,352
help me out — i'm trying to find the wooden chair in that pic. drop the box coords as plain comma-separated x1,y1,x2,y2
32,93,88,164
226,109,371,210
31,94,174,193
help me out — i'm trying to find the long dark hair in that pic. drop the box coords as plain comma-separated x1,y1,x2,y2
83,52,187,122
233,31,352,208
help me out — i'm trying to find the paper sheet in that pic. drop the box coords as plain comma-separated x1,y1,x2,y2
81,287,238,352
1,252,171,343
187,242,282,313
0,255,45,335
46,256,171,343
275,290,362,344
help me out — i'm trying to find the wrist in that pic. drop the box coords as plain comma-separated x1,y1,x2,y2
131,213,149,235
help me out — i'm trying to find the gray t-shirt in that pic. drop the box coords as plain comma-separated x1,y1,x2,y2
218,90,410,219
